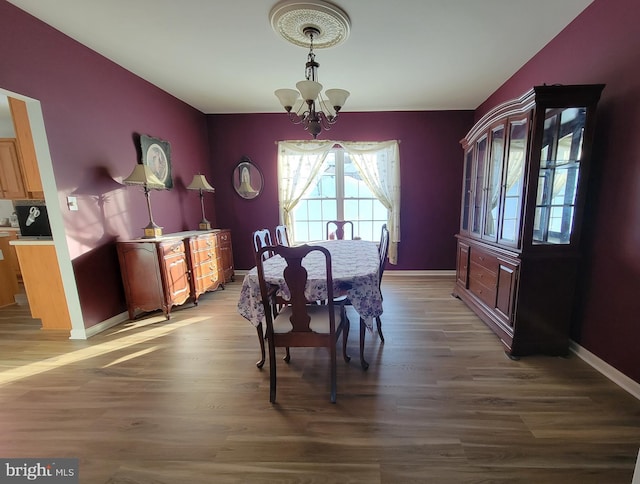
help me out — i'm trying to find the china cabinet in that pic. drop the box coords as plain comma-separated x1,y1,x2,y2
453,84,604,357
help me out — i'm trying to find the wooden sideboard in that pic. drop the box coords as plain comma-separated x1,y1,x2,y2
117,229,234,320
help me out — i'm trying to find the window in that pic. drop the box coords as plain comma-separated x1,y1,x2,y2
277,139,400,264
292,148,388,242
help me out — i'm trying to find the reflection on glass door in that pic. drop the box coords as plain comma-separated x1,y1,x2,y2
483,124,505,241
533,107,586,244
499,117,528,244
471,135,487,236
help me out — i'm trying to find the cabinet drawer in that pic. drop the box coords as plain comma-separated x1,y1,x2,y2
468,277,496,307
159,240,185,257
469,261,498,288
191,236,215,251
470,248,498,273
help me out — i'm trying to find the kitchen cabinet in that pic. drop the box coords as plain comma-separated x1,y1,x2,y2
8,97,44,199
453,84,604,357
0,233,19,307
0,138,27,199
10,240,72,329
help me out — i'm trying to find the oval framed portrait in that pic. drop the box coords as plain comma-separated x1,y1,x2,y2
140,134,173,189
233,157,263,200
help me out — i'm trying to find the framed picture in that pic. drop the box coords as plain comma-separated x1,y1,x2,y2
140,134,172,189
233,157,263,200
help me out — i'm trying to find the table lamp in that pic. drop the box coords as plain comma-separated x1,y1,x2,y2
187,174,215,230
123,164,165,238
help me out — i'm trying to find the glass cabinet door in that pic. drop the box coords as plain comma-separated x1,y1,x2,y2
471,135,488,236
533,107,587,244
483,124,505,241
498,116,528,245
460,149,473,233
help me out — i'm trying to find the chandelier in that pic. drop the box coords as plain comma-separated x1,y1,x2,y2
271,0,351,138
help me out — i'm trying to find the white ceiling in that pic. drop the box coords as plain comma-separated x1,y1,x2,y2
7,0,594,114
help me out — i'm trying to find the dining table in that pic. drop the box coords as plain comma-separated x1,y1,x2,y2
237,239,383,331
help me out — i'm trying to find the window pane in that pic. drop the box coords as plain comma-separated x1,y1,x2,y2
289,147,390,242
308,221,324,241
322,199,337,220
344,199,358,220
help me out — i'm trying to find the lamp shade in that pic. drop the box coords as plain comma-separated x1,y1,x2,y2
325,88,350,109
122,164,164,189
296,80,322,102
275,89,300,110
187,174,215,192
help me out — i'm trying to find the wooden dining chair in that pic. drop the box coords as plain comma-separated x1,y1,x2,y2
274,225,290,246
339,224,389,370
251,228,275,369
326,220,354,240
256,244,346,403
252,228,274,261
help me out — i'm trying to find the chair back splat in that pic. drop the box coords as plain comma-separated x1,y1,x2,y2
252,228,274,261
275,225,290,246
256,244,345,403
326,220,354,240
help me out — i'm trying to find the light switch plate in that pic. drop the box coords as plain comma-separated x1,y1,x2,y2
0,249,4,261
67,196,79,211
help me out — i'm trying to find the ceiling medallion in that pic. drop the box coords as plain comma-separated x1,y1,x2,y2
269,0,351,49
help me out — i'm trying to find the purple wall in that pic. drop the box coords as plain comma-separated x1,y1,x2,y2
208,111,473,270
477,0,640,383
0,2,212,327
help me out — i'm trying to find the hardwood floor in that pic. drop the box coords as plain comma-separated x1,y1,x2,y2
0,275,639,483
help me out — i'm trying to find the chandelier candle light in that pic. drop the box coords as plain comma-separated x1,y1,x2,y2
187,174,215,230
122,164,165,238
271,0,351,138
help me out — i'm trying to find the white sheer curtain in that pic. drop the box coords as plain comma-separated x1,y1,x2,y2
277,140,334,242
277,139,401,264
341,141,401,264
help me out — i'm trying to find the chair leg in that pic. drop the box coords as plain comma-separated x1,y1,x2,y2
284,347,291,362
376,316,385,343
341,305,351,362
330,339,337,403
256,322,266,369
268,337,277,403
359,318,369,370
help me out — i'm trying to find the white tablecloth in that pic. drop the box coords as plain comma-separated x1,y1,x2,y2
237,240,383,330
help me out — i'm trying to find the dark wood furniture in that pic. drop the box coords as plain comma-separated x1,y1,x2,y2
117,229,234,319
256,244,346,403
338,223,389,369
326,220,354,240
453,84,604,358
274,225,290,246
252,228,274,261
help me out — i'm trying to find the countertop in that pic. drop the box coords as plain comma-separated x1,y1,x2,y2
9,237,54,246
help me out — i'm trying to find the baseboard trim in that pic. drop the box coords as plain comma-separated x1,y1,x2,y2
84,311,129,339
385,270,456,277
570,341,640,401
235,269,456,277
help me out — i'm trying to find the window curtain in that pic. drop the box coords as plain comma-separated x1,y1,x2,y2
277,139,401,265
340,140,401,264
277,140,334,242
